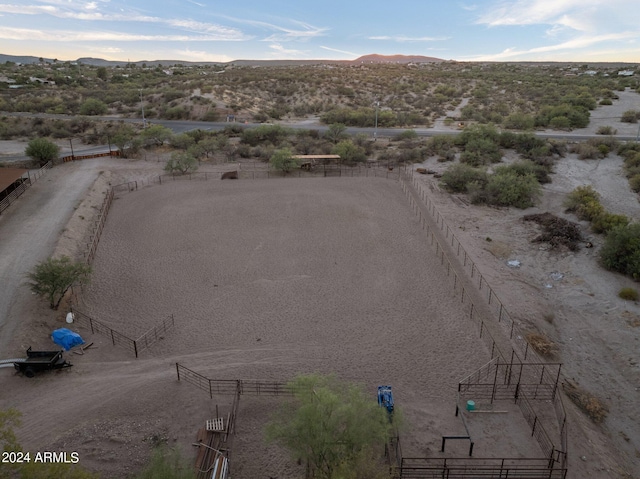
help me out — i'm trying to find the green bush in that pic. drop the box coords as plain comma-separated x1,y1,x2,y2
599,98,613,105
621,110,640,123
596,126,616,135
460,137,502,166
591,212,630,234
485,170,541,208
501,160,552,184
79,98,108,116
564,186,605,221
440,163,488,193
629,174,640,193
600,223,640,279
618,287,639,301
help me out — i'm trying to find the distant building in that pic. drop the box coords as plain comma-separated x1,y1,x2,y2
618,70,635,76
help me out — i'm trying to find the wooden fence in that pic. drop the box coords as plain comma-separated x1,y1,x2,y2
0,161,52,215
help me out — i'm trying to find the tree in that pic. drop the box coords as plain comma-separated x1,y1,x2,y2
332,139,367,164
269,147,298,174
325,123,347,144
25,138,60,165
111,124,140,159
141,124,173,147
79,98,108,116
164,151,198,175
265,374,394,479
96,66,108,81
27,256,91,310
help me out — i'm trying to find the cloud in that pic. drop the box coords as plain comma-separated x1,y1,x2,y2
368,35,449,42
170,48,234,63
477,0,636,32
268,43,307,57
320,45,359,57
0,26,245,42
461,30,640,60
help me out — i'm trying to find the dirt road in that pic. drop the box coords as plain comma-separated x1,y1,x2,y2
0,160,103,355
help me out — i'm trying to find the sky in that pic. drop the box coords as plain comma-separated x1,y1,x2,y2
0,0,638,63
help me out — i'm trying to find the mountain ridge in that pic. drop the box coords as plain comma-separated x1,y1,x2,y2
0,53,445,67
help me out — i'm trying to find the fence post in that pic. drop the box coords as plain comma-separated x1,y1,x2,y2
134,340,138,358
111,329,115,345
176,363,180,381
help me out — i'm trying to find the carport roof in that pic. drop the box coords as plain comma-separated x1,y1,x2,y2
0,168,28,193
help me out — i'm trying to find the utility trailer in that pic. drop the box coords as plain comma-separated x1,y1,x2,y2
13,347,72,378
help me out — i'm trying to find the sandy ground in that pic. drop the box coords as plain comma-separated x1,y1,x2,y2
1,87,640,479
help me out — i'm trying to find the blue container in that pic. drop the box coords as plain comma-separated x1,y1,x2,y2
466,400,476,411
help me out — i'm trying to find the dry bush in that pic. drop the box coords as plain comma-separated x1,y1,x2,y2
562,381,609,423
525,332,557,358
618,287,639,301
523,212,582,251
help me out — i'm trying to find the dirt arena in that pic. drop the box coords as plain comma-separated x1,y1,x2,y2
4,175,537,478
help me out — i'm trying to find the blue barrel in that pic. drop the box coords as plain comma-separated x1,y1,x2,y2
466,400,476,411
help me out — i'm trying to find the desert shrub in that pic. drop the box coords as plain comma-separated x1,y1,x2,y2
440,163,488,193
599,98,613,105
618,287,639,301
600,223,640,279
628,174,640,193
426,135,456,157
564,185,610,222
163,106,189,120
563,381,609,423
535,104,590,129
332,139,367,164
570,142,601,160
503,160,552,184
484,170,541,208
169,133,195,150
591,212,630,234
526,332,557,358
460,137,502,166
396,129,418,140
503,112,535,130
621,110,640,123
164,152,198,175
79,98,108,116
549,116,571,129
596,126,616,135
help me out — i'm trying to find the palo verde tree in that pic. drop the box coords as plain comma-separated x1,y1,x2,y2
265,374,395,479
269,147,299,174
164,151,198,175
25,138,60,166
27,256,91,310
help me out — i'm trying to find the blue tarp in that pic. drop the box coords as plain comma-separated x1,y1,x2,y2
51,328,85,351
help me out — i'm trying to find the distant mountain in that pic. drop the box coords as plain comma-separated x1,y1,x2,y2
352,54,444,64
1,52,446,67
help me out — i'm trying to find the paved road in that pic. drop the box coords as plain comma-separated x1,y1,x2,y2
0,160,103,355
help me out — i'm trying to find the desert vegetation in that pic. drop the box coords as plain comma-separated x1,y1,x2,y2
1,60,637,128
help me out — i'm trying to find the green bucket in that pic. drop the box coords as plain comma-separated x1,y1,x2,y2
466,400,476,411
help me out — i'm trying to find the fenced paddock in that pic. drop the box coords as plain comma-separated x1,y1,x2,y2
0,161,52,215
79,168,563,477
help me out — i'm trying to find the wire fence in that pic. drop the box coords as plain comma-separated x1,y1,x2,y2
0,161,52,215
398,166,567,469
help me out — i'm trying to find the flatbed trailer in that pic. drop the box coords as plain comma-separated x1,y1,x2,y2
13,347,72,378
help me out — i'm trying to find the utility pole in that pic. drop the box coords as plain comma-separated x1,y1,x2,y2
139,89,147,128
374,100,380,141
69,138,75,161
